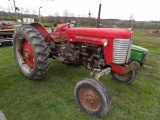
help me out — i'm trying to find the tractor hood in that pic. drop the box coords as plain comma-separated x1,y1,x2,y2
66,28,131,39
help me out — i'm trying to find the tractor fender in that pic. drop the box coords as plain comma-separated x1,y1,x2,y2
30,23,53,42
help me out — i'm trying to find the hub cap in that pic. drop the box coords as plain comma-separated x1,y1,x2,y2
79,86,100,111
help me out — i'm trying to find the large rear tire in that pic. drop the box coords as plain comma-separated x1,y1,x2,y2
13,25,49,80
74,78,111,117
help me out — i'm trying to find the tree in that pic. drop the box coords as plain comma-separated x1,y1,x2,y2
55,12,60,17
7,6,11,13
32,9,36,15
24,8,30,17
63,10,70,23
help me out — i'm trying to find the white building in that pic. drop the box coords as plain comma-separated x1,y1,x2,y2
23,18,34,24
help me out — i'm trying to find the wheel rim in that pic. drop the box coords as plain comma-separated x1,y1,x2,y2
15,37,34,73
22,40,34,68
115,70,133,81
79,86,100,111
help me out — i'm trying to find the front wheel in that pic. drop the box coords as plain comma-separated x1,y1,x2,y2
74,78,110,117
111,68,137,84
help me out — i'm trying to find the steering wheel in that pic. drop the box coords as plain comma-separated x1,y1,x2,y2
61,23,71,31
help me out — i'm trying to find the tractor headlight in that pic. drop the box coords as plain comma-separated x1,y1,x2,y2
103,39,108,46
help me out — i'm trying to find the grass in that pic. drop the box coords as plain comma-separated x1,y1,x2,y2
0,29,160,120
42,23,55,29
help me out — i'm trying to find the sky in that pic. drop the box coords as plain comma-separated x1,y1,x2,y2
0,0,160,21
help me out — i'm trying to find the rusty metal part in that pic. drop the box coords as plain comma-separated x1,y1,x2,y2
113,69,134,82
79,86,100,111
90,67,111,80
111,61,140,74
112,61,140,74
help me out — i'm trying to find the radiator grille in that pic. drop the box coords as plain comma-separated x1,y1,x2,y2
113,39,132,64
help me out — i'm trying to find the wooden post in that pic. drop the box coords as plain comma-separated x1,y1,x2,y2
97,4,101,28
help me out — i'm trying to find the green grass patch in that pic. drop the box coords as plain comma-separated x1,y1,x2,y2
42,22,55,29
133,29,148,36
0,30,160,120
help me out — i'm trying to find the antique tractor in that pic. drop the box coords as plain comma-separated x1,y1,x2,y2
13,23,140,117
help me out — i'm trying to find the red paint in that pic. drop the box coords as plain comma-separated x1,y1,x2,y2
65,27,130,64
22,40,34,68
31,23,132,73
31,23,53,42
111,64,126,74
111,61,135,74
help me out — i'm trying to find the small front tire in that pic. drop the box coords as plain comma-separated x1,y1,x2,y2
74,78,110,117
111,68,137,84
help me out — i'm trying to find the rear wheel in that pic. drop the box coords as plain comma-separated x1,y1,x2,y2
13,25,49,80
111,68,137,84
75,78,110,117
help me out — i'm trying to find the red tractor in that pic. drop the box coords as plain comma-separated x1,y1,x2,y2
13,23,140,117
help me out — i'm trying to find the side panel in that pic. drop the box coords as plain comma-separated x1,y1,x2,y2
130,50,144,62
66,33,113,65
65,28,131,65
66,33,103,45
